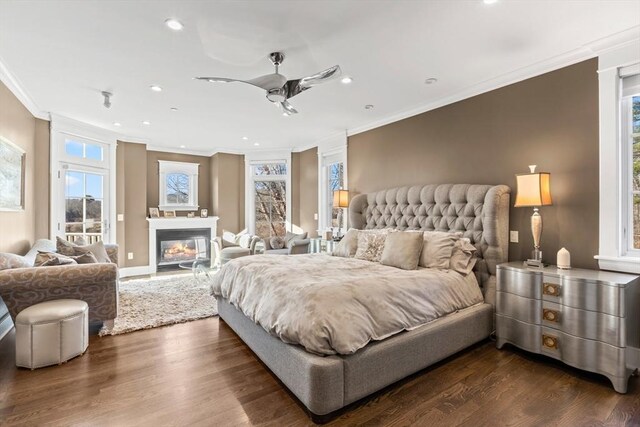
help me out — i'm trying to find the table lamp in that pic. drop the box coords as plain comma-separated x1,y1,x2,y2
514,165,552,268
333,189,349,240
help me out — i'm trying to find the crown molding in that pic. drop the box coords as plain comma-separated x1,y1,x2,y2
348,26,640,138
0,54,49,120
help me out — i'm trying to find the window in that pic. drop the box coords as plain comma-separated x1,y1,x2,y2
328,162,345,228
318,143,347,232
622,82,640,255
64,138,104,161
158,161,199,211
596,45,640,273
252,162,287,238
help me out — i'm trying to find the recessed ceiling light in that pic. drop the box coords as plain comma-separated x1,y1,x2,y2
242,136,248,140
113,122,121,127
483,0,498,4
164,18,184,31
341,76,353,84
142,120,151,125
424,78,438,85
170,107,178,111
150,85,162,92
180,145,186,148
365,104,374,110
254,142,260,146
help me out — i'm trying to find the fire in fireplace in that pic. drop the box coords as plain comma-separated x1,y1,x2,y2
156,228,211,270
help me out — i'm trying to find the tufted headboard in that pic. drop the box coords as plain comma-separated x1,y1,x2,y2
349,184,510,307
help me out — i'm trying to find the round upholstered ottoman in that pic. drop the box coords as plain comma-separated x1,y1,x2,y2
15,299,89,370
220,247,251,265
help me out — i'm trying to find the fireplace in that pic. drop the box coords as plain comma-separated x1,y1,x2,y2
156,228,211,271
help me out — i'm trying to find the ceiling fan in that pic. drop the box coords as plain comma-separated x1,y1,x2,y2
195,52,341,115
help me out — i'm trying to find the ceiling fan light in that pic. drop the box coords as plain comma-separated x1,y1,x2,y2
266,88,286,103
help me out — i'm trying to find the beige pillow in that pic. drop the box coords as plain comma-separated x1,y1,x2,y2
0,253,32,270
354,230,390,263
419,231,462,269
450,238,478,275
284,231,307,248
56,236,87,256
332,228,359,258
380,231,424,270
34,251,78,267
72,241,111,263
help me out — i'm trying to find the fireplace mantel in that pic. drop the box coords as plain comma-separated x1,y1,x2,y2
147,217,218,274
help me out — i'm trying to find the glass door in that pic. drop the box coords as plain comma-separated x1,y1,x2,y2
254,180,286,238
61,166,108,244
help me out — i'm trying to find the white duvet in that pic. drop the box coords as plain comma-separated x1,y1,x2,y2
210,254,484,355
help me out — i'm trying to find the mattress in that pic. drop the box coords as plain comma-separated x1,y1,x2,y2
210,254,484,355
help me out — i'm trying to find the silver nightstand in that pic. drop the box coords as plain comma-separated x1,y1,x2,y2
496,262,640,393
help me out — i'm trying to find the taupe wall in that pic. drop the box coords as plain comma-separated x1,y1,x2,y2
211,153,244,235
298,148,318,238
146,151,212,216
348,59,599,269
116,141,149,267
291,152,301,227
0,81,49,254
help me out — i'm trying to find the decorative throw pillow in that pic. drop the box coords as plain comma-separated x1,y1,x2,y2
354,230,389,263
72,241,111,263
449,238,478,275
269,236,285,250
332,228,359,258
34,251,78,267
418,231,462,270
23,239,56,266
380,231,424,270
73,252,99,264
0,253,31,270
284,231,307,248
56,236,87,257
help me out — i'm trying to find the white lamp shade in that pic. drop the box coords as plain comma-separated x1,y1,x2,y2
333,190,349,208
514,172,552,207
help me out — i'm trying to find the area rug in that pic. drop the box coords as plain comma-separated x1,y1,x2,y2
99,274,218,336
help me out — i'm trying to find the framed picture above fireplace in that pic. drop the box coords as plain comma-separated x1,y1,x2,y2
164,210,176,218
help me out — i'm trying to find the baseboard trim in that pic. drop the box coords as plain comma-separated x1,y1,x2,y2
119,266,152,278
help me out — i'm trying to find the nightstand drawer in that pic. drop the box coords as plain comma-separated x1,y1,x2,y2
542,277,624,317
496,291,541,324
540,327,627,378
497,268,542,299
495,314,540,353
541,301,625,347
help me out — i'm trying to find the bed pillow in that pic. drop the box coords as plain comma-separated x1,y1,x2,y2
332,228,359,258
354,230,390,263
419,231,462,270
34,252,78,267
0,253,32,270
450,238,478,275
72,241,111,263
380,231,424,270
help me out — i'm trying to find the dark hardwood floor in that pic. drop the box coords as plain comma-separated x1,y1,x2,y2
1,317,639,426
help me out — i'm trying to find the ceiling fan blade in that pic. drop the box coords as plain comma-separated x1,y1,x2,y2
299,65,342,88
247,73,288,90
281,101,298,115
194,77,244,83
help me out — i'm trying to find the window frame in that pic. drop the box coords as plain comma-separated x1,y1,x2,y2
621,94,640,257
595,43,640,274
158,160,200,211
318,143,347,234
244,152,292,237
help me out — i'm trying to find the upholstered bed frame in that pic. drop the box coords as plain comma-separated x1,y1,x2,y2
217,184,511,420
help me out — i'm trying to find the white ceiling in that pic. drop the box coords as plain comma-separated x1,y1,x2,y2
0,0,638,154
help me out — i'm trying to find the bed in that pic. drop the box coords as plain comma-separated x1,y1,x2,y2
212,183,510,419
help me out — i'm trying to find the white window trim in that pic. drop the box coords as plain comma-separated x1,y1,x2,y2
244,150,292,236
50,114,117,244
317,132,348,234
595,42,640,274
158,160,200,211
